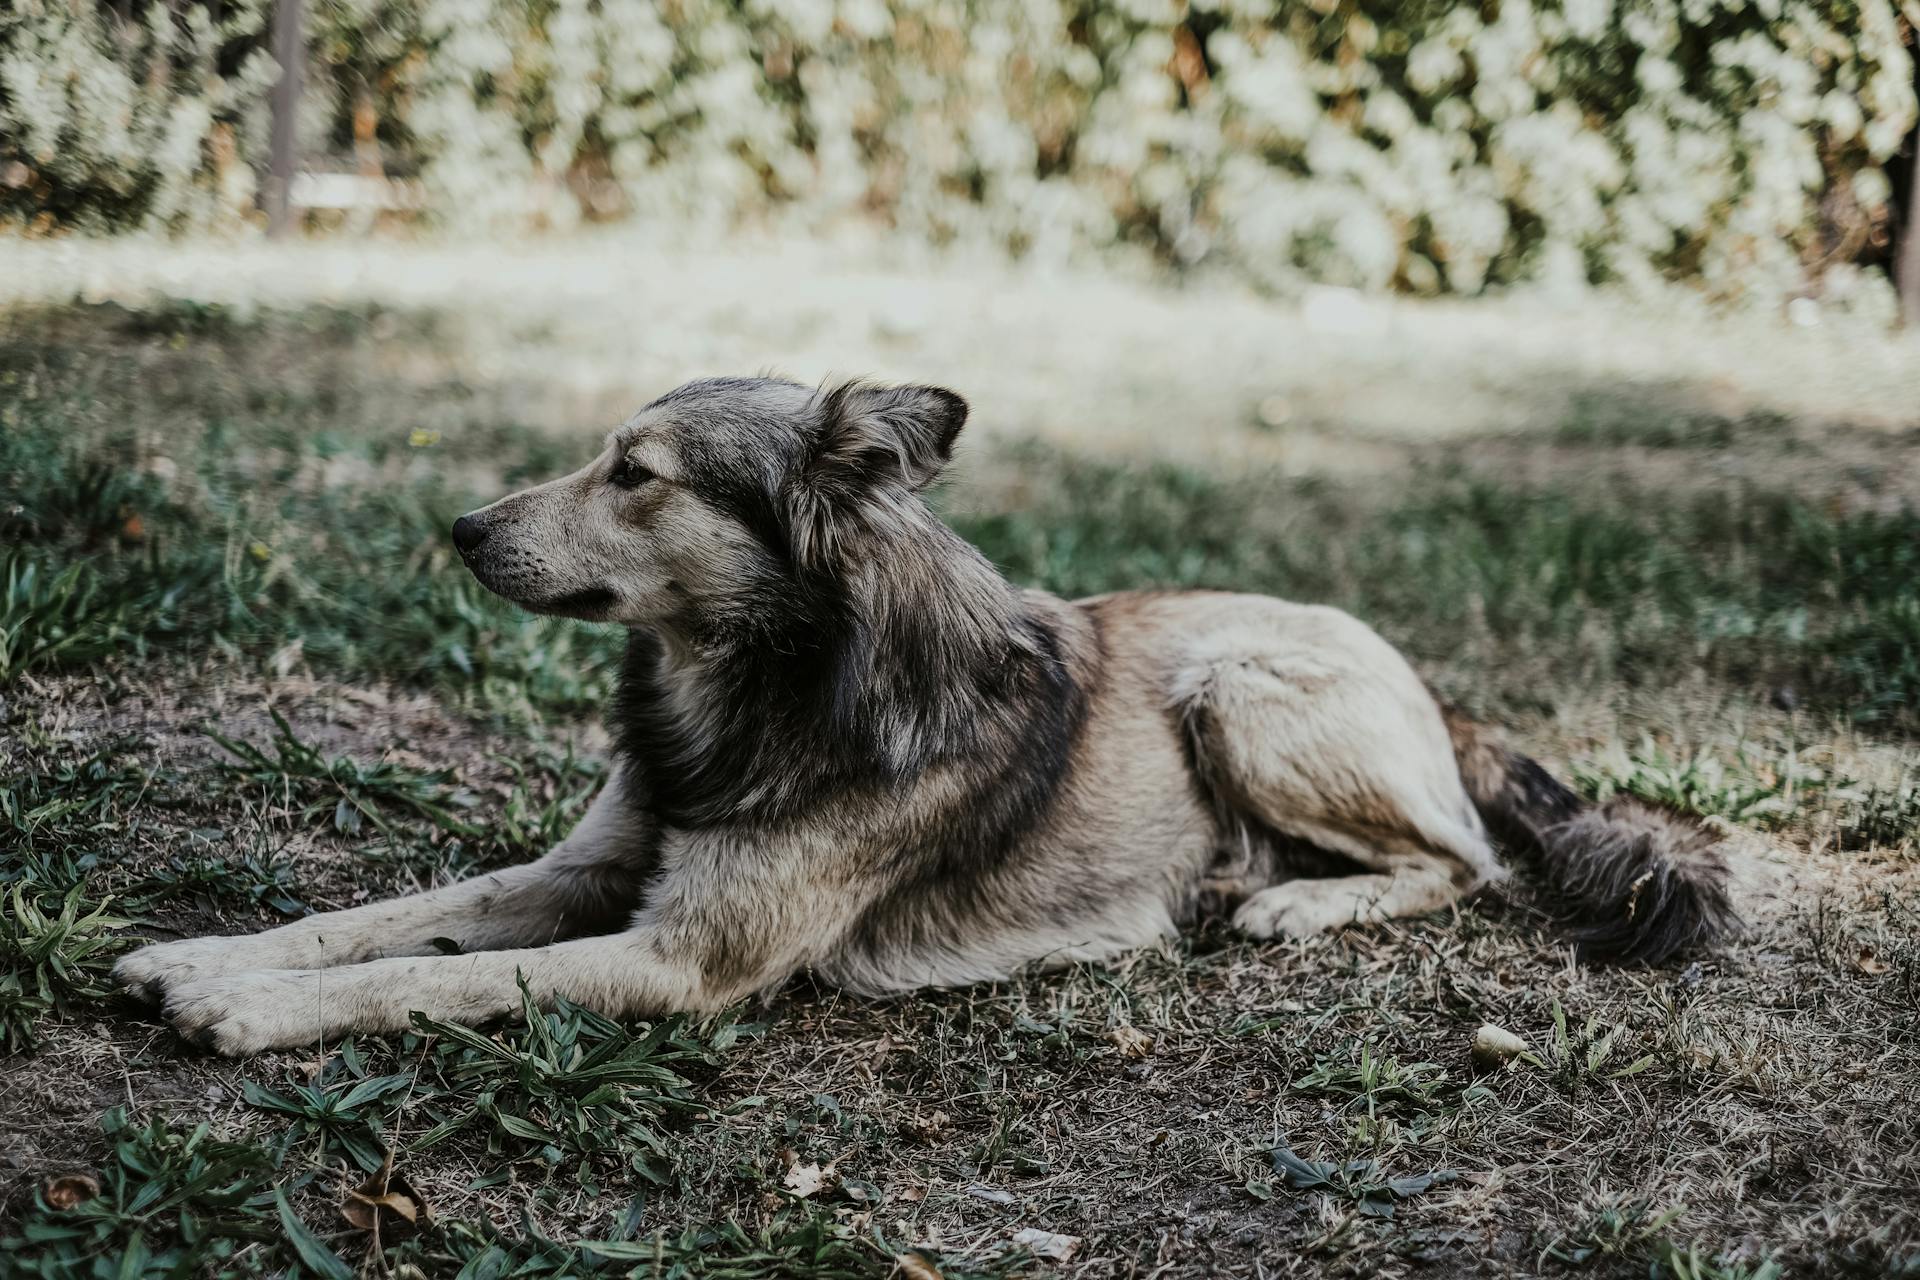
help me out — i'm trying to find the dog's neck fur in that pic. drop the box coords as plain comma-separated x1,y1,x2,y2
613,509,1073,829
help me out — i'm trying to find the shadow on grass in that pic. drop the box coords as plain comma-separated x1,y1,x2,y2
4,298,1919,727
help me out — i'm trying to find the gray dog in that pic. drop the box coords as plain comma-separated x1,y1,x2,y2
116,378,1734,1053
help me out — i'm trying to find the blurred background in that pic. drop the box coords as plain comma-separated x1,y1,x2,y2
4,0,1919,726
6,0,1920,308
4,4,1920,1278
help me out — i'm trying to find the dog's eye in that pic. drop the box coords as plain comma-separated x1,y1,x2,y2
610,456,655,489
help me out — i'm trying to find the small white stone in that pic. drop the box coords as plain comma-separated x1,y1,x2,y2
1471,1023,1529,1070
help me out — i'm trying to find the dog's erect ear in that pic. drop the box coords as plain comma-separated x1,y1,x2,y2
810,381,968,494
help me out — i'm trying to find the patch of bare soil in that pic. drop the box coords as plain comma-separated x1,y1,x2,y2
4,664,1916,1277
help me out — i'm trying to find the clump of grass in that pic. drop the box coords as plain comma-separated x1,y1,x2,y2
409,980,727,1186
1289,1042,1453,1117
1544,1196,1784,1280
1,1107,284,1277
1829,777,1920,853
1551,390,1794,450
1267,1141,1458,1220
1654,1242,1785,1280
130,845,311,917
0,739,158,849
0,555,157,683
398,1205,1002,1280
0,880,129,1052
207,709,482,838
1572,738,1920,853
478,745,609,860
1570,738,1833,830
1543,1196,1686,1265
245,1053,415,1173
1537,1000,1655,1099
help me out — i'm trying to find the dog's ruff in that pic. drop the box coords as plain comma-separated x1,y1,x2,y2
117,377,1735,1054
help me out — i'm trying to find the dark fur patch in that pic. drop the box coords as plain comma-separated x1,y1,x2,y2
1539,799,1738,963
611,582,867,827
1442,708,1738,964
840,609,1094,959
808,381,967,493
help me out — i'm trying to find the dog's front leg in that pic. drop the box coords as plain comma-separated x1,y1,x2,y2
161,923,721,1055
117,771,653,1002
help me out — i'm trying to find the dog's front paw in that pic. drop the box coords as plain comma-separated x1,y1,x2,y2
114,938,249,1004
162,972,322,1055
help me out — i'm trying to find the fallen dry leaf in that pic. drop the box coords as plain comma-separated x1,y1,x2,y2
905,1110,950,1141
341,1149,432,1244
893,1252,945,1279
43,1174,100,1211
1012,1227,1082,1261
783,1160,833,1199
1107,1025,1154,1057
1856,946,1890,975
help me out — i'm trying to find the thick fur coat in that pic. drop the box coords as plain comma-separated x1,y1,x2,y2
116,378,1736,1053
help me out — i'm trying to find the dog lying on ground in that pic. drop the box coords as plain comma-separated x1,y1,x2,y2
116,377,1736,1054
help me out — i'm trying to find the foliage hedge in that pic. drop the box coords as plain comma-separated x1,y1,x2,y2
2,0,1916,305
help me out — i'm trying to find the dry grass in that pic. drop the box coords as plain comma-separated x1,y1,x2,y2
1,295,1917,1279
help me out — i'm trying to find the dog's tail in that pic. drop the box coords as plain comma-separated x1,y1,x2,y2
1443,709,1737,964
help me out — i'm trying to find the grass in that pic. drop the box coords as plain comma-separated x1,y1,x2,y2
0,299,1917,1277
0,556,156,683
1289,1043,1455,1118
1569,738,1822,831
406,982,722,1186
0,319,616,717
207,708,484,839
955,445,1920,723
130,846,311,919
1549,389,1795,451
396,1205,1008,1279
0,882,129,1053
244,1063,416,1174
6,303,1920,725
2,1106,286,1278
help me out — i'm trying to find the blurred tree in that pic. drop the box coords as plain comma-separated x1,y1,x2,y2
266,0,303,236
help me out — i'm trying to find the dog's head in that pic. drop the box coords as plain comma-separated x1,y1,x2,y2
451,376,968,627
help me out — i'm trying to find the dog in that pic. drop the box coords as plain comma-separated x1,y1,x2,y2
116,377,1736,1054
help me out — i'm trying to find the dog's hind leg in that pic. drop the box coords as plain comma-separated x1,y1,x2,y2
115,772,653,1003
1173,608,1504,940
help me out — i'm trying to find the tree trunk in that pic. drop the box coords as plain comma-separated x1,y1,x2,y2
266,0,305,238
1901,27,1920,327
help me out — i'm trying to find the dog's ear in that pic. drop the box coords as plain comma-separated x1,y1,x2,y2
809,381,968,495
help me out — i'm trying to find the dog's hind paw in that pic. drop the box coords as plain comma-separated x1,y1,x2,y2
1232,879,1379,940
162,971,322,1056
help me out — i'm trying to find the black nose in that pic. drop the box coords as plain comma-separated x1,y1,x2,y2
451,515,489,554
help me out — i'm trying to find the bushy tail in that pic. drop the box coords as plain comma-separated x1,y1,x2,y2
1443,710,1738,964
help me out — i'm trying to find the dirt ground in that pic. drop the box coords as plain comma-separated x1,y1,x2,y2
2,241,1918,1279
